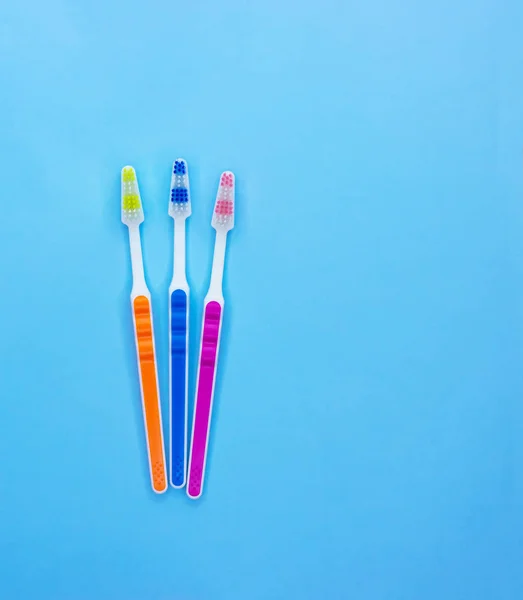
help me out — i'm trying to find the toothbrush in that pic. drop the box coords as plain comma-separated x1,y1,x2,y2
121,166,167,494
168,159,191,488
187,171,235,499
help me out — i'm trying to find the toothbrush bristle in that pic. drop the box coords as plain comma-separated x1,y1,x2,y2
169,159,191,218
212,171,235,230
121,166,144,225
173,159,187,175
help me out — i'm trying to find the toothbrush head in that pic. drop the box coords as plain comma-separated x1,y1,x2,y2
169,159,191,218
121,166,144,226
212,171,235,231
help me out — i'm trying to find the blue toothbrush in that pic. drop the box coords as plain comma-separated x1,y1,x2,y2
168,159,191,487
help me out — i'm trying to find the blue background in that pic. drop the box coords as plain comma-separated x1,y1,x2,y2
1,0,522,598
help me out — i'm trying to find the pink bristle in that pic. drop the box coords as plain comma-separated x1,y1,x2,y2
215,200,233,215
220,173,234,188
213,171,235,228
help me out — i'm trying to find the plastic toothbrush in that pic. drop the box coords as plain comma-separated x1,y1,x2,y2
121,166,167,494
168,159,191,488
187,171,235,499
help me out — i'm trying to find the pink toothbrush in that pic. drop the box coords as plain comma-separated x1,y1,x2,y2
187,171,235,499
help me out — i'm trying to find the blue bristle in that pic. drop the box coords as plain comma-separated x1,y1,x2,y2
171,188,189,203
173,161,186,175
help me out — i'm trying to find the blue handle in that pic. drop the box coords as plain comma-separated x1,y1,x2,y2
170,289,188,487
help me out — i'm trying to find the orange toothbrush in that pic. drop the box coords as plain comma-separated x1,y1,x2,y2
121,166,167,493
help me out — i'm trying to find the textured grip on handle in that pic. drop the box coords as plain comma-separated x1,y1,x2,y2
133,295,167,493
187,301,222,498
170,289,188,487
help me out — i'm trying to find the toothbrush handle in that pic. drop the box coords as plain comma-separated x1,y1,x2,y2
169,289,188,487
187,300,223,499
133,295,167,493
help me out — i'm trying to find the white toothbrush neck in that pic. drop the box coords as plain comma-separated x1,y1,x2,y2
128,225,147,295
171,217,188,291
206,229,228,302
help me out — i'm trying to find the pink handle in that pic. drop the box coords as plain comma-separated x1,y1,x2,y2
187,301,222,498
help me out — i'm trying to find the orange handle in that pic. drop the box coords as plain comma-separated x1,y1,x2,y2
133,295,167,493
